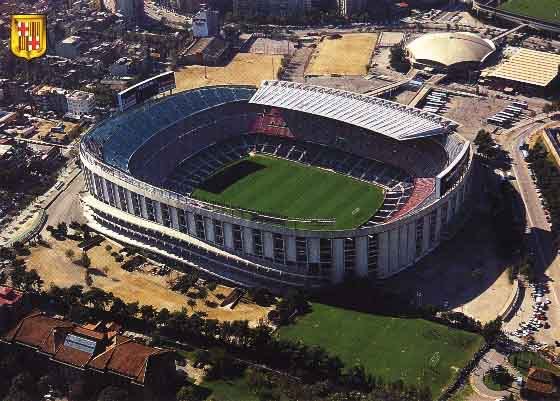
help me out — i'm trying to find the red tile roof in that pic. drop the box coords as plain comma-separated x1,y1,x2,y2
526,367,558,395
3,312,172,385
0,286,24,306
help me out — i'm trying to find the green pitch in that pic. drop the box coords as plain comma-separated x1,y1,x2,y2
191,155,385,230
498,0,560,23
278,303,485,396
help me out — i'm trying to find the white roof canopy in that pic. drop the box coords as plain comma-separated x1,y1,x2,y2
250,80,458,141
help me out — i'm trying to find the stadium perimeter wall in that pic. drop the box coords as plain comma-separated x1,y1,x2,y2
80,139,473,289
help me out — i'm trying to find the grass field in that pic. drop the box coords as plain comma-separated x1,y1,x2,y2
191,155,385,230
305,33,378,76
175,53,283,92
508,351,560,376
278,303,485,396
498,0,560,23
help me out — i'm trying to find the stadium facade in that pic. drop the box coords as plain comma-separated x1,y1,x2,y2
80,80,473,289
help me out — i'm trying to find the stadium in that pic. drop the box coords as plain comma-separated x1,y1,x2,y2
79,80,472,289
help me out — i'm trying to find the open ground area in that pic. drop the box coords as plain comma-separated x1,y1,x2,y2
191,155,385,230
24,236,270,324
305,33,378,77
278,303,485,396
175,53,283,92
498,0,560,23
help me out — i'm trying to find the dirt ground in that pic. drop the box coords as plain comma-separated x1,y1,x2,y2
385,215,514,323
175,53,283,92
440,92,510,141
25,236,270,325
305,33,378,77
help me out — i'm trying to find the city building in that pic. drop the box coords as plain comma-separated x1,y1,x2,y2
337,0,367,17
31,85,68,114
524,367,559,398
66,90,95,116
102,0,144,23
192,7,220,38
55,36,84,59
233,0,305,18
180,37,228,65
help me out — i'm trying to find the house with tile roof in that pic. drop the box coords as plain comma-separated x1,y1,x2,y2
523,367,559,399
1,311,176,398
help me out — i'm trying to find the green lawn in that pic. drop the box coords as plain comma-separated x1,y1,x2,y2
278,303,485,396
508,351,560,376
201,377,259,401
191,155,385,230
498,0,560,23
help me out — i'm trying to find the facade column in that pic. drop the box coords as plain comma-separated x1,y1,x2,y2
355,236,368,277
331,238,344,283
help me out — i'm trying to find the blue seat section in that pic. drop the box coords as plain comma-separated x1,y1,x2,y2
85,86,257,173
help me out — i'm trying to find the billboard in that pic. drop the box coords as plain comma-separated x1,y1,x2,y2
117,71,176,112
436,142,470,197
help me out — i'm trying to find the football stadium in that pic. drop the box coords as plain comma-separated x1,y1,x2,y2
80,80,472,289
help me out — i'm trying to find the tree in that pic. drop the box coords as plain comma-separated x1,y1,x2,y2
65,249,75,259
81,287,111,310
176,385,206,401
482,317,503,343
80,252,91,268
389,44,409,73
126,301,140,318
97,386,129,401
140,304,157,323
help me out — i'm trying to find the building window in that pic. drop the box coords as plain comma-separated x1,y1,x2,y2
320,238,332,273
415,219,424,258
145,198,156,222
194,214,206,240
367,235,378,273
93,174,105,202
106,182,116,207
343,237,356,274
116,186,129,213
440,202,448,230
161,204,172,228
295,237,307,265
429,210,437,245
232,224,243,252
131,193,142,217
177,210,188,233
213,219,224,246
273,233,285,264
253,229,263,257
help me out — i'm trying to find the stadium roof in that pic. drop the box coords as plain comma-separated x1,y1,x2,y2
249,80,458,140
406,32,496,68
483,47,560,87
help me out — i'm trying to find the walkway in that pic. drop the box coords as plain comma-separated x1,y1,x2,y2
470,349,521,399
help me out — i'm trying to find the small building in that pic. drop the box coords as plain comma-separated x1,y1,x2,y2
2,311,176,397
0,286,28,332
524,367,559,398
481,47,560,96
66,90,95,116
31,85,68,114
180,37,227,66
56,36,83,59
192,7,220,38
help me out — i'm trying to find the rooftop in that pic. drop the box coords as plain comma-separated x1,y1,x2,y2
406,32,496,68
0,286,24,306
3,311,172,385
250,80,458,140
483,47,560,87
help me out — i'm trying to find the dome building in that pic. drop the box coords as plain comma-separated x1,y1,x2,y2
406,32,496,74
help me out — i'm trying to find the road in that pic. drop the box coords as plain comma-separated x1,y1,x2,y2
501,119,560,346
470,349,521,400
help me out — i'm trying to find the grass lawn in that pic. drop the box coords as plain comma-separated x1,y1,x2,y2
498,0,560,23
191,155,385,230
278,303,484,396
508,351,560,376
201,377,260,401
